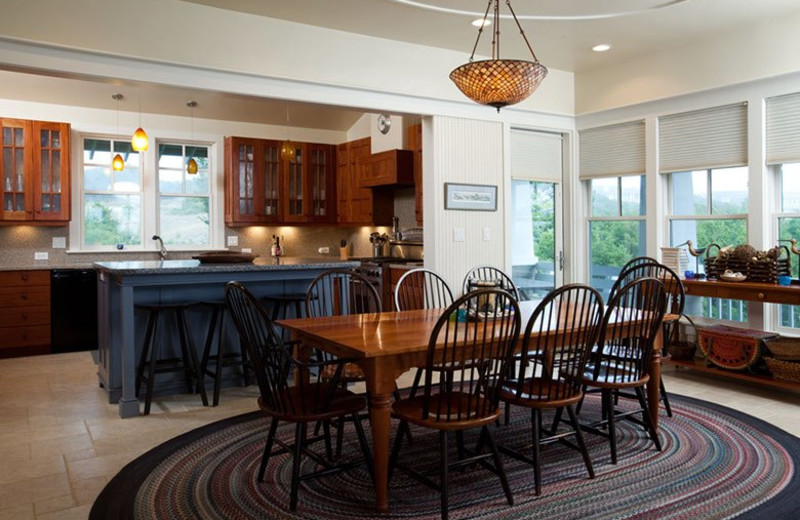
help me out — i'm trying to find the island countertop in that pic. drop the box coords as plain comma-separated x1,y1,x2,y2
94,256,358,276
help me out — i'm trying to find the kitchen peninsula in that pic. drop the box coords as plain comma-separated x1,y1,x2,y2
95,256,358,418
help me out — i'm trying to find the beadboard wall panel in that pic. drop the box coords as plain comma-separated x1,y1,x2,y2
427,116,505,294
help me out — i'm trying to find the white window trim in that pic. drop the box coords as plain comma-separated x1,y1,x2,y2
69,132,222,253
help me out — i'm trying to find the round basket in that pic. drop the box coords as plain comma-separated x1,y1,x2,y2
764,356,800,383
666,314,698,361
762,337,800,361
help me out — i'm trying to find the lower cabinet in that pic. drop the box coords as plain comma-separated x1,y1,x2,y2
0,270,50,357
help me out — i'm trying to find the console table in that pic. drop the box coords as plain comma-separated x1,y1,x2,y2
668,278,800,391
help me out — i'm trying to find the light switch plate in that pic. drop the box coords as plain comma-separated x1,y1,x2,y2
483,227,491,241
226,235,239,247
52,237,67,249
453,228,466,242
241,248,252,253
34,252,49,260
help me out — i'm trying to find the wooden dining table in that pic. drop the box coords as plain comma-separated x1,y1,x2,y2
277,300,666,513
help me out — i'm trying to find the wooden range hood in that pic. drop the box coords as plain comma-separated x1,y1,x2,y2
358,149,414,188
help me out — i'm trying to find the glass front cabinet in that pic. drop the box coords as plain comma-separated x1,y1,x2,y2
0,118,70,223
225,137,335,225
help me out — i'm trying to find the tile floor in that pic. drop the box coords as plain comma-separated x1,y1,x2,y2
1,351,799,520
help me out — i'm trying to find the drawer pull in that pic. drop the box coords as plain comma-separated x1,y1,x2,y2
20,294,28,301
758,292,765,299
21,274,30,281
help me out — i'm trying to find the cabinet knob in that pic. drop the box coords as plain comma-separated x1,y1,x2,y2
20,293,28,301
21,313,29,321
21,274,29,281
758,292,765,299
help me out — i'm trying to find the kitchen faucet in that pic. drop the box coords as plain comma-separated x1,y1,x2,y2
152,235,167,260
391,216,400,240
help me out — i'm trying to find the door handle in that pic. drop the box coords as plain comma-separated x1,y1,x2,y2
558,250,564,271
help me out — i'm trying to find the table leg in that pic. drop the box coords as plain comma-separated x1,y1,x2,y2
368,391,393,513
648,327,663,431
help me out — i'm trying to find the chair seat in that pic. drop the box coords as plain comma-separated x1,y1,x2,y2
582,363,649,388
498,379,583,409
392,392,501,430
259,384,367,422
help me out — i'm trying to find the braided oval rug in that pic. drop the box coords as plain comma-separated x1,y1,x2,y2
91,393,800,520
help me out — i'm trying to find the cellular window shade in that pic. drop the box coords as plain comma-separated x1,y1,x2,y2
658,103,747,173
579,120,645,179
766,92,800,165
510,129,562,182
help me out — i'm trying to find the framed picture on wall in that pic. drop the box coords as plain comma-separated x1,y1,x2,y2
444,183,497,211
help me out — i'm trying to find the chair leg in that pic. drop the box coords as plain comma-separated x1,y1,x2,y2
143,311,160,416
635,386,662,452
177,309,208,406
351,412,374,480
290,421,307,512
531,408,542,496
258,416,280,482
603,389,618,464
482,425,514,506
212,308,226,407
439,430,450,520
136,310,157,399
566,404,594,479
660,378,673,417
322,420,333,460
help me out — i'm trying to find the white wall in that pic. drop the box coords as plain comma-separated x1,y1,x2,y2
576,9,800,114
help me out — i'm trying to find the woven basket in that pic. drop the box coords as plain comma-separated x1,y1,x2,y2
666,314,698,361
764,356,800,383
762,337,800,361
704,244,791,283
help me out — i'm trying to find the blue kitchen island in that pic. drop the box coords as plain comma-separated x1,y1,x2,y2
94,256,358,418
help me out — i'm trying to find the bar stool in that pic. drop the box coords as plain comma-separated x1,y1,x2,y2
135,302,209,415
199,300,251,406
261,293,307,342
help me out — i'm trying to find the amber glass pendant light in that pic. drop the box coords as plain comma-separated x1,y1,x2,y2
131,89,149,151
112,93,125,171
281,105,296,162
186,101,198,174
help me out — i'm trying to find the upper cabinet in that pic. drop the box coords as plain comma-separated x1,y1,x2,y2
336,137,393,226
224,137,335,226
1,118,71,224
358,149,413,188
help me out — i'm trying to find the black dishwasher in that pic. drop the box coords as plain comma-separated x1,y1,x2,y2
51,269,98,353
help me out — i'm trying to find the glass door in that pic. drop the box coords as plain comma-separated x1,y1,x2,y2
511,179,562,300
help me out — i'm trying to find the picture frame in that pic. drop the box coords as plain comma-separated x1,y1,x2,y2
444,183,497,211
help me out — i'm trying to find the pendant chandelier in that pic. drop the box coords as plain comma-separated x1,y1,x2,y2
281,105,296,162
186,101,198,175
449,0,548,111
111,93,125,172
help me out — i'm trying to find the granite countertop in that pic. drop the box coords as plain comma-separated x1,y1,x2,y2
93,256,358,275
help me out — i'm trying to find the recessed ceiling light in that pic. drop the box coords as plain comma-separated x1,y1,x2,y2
471,18,491,27
592,44,612,52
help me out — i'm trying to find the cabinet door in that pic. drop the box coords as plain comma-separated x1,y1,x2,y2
409,123,423,225
32,121,70,221
225,137,278,225
0,119,32,221
347,138,374,223
283,143,308,223
308,143,335,223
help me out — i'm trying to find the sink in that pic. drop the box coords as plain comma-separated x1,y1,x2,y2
389,240,423,260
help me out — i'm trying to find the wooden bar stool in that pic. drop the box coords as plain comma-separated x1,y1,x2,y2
198,300,251,406
135,302,209,415
262,293,306,342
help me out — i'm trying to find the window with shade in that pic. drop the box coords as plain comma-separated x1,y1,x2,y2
580,120,647,300
663,103,749,322
767,92,800,330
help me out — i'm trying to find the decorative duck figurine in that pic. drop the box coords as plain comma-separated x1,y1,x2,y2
676,240,706,257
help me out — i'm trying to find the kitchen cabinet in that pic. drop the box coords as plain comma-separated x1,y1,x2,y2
336,137,392,225
358,149,413,188
408,123,423,225
0,270,51,358
1,118,71,224
225,137,335,225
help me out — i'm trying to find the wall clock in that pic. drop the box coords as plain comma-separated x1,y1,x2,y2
377,114,392,135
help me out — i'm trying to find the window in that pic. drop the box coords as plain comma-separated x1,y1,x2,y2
82,138,142,249
588,175,646,299
157,143,210,246
79,136,213,251
669,166,748,321
776,162,800,329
